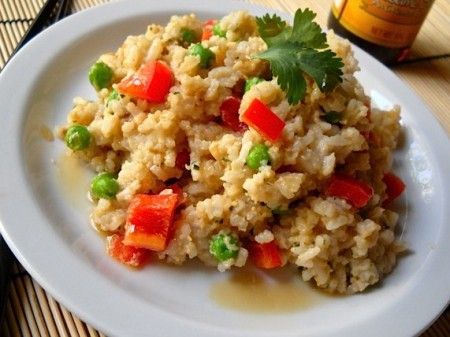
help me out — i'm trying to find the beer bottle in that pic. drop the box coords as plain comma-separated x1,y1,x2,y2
328,0,434,64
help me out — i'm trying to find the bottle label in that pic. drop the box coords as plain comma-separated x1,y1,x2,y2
331,0,433,48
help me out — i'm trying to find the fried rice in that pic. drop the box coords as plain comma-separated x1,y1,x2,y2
56,10,406,294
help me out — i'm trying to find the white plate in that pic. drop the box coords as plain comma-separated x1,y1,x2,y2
0,1,449,336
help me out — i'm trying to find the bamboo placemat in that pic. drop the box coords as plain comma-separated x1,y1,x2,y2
0,0,449,336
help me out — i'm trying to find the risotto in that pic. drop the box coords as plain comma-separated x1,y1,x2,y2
57,9,406,294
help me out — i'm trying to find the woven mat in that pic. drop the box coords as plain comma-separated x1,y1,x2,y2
0,0,448,336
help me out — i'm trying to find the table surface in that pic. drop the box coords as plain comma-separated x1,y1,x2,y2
0,0,449,336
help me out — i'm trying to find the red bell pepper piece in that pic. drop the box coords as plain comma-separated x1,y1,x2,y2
124,193,179,251
248,241,283,269
241,98,285,142
201,19,216,41
166,184,186,206
175,147,190,170
220,97,248,132
106,233,149,268
383,172,406,205
117,60,172,103
325,175,374,208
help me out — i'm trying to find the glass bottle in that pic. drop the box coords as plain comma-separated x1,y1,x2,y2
327,0,434,64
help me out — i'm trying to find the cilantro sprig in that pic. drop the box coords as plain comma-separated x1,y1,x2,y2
256,13,289,45
256,9,344,105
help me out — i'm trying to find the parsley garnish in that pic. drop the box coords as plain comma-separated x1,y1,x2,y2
256,8,344,105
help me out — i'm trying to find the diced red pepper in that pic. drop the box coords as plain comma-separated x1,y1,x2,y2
106,233,149,268
220,97,248,132
383,172,406,205
201,19,216,41
325,175,374,208
117,60,172,103
241,98,285,142
175,147,190,170
248,241,283,269
124,193,179,251
166,184,186,206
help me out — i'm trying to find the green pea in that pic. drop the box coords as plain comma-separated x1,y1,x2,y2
246,144,271,170
65,125,91,150
245,77,264,92
90,173,119,199
188,43,215,68
212,23,226,38
322,111,342,124
88,61,113,91
107,89,121,105
209,233,239,262
180,28,197,45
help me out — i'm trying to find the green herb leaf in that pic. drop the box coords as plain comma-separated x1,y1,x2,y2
213,23,226,38
257,42,307,104
256,13,287,40
295,48,344,93
291,8,327,49
255,8,344,105
107,89,121,105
